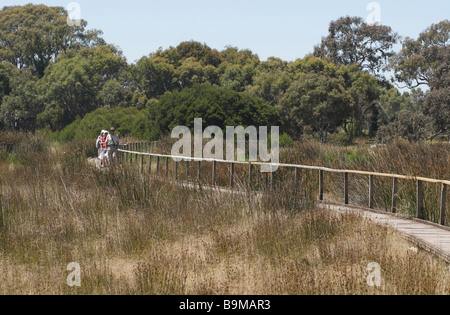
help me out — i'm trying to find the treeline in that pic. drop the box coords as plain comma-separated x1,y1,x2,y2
0,4,448,143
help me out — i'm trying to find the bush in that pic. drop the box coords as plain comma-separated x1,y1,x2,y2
377,110,433,143
149,83,280,140
328,130,353,145
279,133,294,148
52,107,151,141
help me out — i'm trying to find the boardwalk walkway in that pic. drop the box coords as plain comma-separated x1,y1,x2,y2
319,202,450,263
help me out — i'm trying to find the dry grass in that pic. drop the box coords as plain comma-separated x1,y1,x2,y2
278,140,450,225
0,132,449,295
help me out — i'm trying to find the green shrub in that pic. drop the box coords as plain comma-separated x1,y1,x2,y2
279,133,294,148
149,83,280,140
329,130,353,145
53,107,151,141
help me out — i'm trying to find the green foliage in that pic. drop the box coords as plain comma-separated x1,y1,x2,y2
279,73,354,142
392,20,449,137
0,62,14,104
0,4,445,144
54,107,150,141
289,55,339,78
37,45,127,130
153,41,222,68
246,69,292,106
314,16,399,77
279,133,294,148
392,20,449,88
423,45,449,138
149,83,280,140
328,130,354,145
378,88,424,125
377,110,433,143
131,56,177,99
219,64,255,92
1,68,43,130
220,46,260,67
97,79,133,108
176,58,218,88
0,4,105,77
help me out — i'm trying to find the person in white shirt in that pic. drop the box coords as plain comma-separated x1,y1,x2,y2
106,127,120,164
96,130,107,159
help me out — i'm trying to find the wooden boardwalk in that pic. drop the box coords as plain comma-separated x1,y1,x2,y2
319,202,450,263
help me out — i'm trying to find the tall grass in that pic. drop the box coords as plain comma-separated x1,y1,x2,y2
141,136,449,225
0,132,448,294
279,141,449,225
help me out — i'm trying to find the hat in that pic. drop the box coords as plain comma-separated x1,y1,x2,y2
110,127,116,131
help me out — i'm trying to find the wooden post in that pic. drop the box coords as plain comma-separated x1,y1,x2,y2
165,157,169,177
212,161,217,186
257,167,262,191
270,171,274,191
440,184,446,226
417,180,423,219
140,154,144,173
148,155,152,175
130,144,133,164
249,163,253,189
186,161,189,178
392,178,398,214
319,170,324,201
369,175,374,209
156,156,160,174
175,161,178,179
230,163,235,187
135,143,138,162
344,172,349,205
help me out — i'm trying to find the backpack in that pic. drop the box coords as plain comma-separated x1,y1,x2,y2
96,137,101,149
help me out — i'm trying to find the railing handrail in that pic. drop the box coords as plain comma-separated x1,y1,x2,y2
118,147,450,186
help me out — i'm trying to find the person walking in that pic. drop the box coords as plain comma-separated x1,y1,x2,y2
106,127,120,165
96,130,106,159
99,131,108,167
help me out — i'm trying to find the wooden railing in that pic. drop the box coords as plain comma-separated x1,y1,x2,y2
118,142,449,227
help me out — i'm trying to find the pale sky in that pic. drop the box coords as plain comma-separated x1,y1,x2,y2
4,0,450,64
